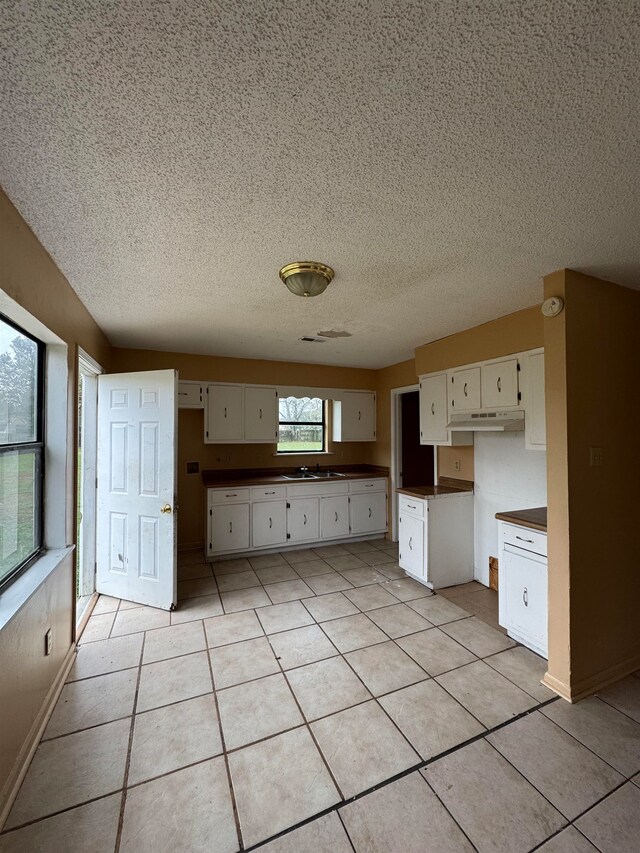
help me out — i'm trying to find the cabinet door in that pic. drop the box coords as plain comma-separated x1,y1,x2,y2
449,367,481,412
252,500,287,548
210,503,250,553
525,352,546,449
502,547,548,655
206,385,243,442
287,498,320,543
320,495,350,539
335,392,376,441
350,492,387,535
177,381,203,409
481,359,519,409
244,387,278,443
419,374,448,443
399,512,425,578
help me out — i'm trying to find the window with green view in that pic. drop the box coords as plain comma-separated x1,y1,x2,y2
277,396,326,453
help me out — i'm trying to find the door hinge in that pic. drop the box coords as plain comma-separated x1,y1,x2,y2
517,362,521,371
517,391,522,402
286,533,291,539
209,508,212,516
286,502,290,509
206,430,209,438
209,542,212,549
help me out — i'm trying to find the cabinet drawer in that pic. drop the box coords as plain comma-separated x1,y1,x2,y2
209,488,251,504
350,478,387,494
500,522,547,557
250,485,287,501
286,482,349,498
399,494,426,520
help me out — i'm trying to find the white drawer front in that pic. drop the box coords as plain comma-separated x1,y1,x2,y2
286,481,349,498
399,494,425,520
209,488,251,504
500,522,547,557
350,478,387,494
251,485,287,501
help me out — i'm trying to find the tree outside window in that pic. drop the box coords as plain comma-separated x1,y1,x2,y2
278,396,325,453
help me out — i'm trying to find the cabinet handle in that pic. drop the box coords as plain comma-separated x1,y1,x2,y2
225,493,238,498
269,517,273,529
259,408,262,419
516,535,534,544
523,587,528,607
497,377,502,392
368,507,372,518
464,382,468,397
407,504,417,510
229,522,233,534
335,511,339,522
409,536,413,550
358,410,361,420
224,407,227,418
265,490,275,495
431,402,435,415
303,514,307,525
365,483,373,488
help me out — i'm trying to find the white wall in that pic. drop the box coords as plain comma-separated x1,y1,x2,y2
473,432,547,585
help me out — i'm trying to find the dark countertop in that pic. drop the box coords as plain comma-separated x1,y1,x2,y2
202,465,389,488
397,478,474,500
495,507,547,532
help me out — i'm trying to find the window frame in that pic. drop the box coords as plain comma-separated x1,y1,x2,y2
0,312,46,593
277,397,327,454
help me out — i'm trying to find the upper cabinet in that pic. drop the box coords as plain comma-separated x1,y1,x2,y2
177,381,204,409
419,372,473,446
205,383,277,443
333,391,376,442
449,367,481,412
523,350,546,450
480,358,520,409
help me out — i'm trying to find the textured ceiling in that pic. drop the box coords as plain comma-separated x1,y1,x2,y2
1,1,640,368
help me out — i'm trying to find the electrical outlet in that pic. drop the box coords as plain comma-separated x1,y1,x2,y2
589,447,604,467
185,461,199,475
44,628,52,656
453,460,461,472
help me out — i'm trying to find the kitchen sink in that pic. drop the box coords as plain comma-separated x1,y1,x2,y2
282,471,346,480
313,471,346,478
282,473,318,480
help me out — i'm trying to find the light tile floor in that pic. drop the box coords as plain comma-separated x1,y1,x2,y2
3,538,640,852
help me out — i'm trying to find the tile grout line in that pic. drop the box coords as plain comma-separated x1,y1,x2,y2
418,772,481,852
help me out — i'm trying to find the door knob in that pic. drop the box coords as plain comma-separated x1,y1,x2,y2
160,504,172,514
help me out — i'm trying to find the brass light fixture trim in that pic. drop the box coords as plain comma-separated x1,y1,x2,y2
279,261,335,297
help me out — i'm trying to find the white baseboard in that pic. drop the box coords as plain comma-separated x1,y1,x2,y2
0,642,77,830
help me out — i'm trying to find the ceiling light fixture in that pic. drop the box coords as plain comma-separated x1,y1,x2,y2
279,261,335,298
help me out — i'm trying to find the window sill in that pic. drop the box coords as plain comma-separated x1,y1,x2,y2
272,451,334,457
0,546,74,632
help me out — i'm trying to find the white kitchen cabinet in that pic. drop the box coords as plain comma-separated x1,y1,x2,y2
287,497,320,543
398,492,474,589
205,384,244,442
350,491,387,535
481,358,520,409
449,367,481,413
419,373,473,447
209,503,250,554
244,386,279,443
524,350,546,450
320,495,350,539
252,500,287,548
177,381,204,409
333,391,376,441
499,521,548,657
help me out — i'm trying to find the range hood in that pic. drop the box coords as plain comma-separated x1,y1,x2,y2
446,411,525,432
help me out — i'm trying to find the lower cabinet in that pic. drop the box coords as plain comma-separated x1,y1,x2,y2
252,500,287,549
210,503,250,554
350,492,387,535
498,522,548,657
287,498,320,544
398,512,425,579
320,495,350,539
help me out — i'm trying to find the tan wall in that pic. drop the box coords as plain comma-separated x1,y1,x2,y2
110,348,378,546
414,305,543,375
437,445,475,481
544,269,640,699
0,189,113,815
370,359,418,470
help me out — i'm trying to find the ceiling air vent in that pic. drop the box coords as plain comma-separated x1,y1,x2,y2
298,336,326,343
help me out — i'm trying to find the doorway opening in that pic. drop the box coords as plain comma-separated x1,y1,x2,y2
76,350,102,626
390,385,435,540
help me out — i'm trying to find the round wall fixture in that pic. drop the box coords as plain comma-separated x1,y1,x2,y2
541,296,564,317
279,261,335,297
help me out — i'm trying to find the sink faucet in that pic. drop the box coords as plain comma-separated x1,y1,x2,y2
298,466,309,474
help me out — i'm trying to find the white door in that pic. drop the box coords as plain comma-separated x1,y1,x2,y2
288,498,320,543
252,500,287,548
399,513,425,578
206,384,243,442
211,504,251,553
96,370,177,609
419,374,448,443
481,359,519,409
450,367,481,412
244,387,278,442
320,495,350,539
350,492,387,535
